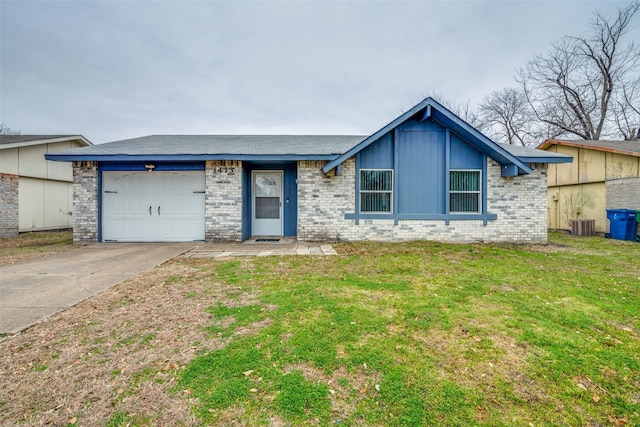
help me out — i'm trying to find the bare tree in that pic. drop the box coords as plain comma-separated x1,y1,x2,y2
517,2,640,140
611,75,640,140
476,87,560,146
0,123,21,135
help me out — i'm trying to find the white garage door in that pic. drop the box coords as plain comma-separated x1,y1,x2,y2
102,171,205,242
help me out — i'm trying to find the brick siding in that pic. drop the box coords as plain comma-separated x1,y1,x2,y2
606,177,640,236
0,173,19,238
297,159,548,243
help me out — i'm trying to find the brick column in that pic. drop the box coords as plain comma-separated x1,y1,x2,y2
72,161,98,243
0,173,19,237
205,160,243,241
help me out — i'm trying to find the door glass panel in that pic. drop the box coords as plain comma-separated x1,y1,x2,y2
256,197,280,219
255,174,280,197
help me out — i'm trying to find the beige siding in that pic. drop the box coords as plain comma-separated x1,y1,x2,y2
546,146,558,186
606,153,639,179
544,143,640,233
0,148,19,175
579,149,606,183
18,144,48,179
555,146,579,185
548,183,606,232
18,177,44,229
2,138,86,232
44,180,73,228
46,141,76,181
18,177,72,231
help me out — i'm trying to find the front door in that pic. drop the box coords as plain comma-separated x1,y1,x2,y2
252,171,283,236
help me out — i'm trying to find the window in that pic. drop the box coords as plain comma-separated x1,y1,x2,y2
360,169,393,213
450,170,481,213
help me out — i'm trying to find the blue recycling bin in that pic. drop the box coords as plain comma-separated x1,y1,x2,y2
606,209,637,241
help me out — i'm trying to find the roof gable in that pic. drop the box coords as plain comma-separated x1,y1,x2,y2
322,97,533,175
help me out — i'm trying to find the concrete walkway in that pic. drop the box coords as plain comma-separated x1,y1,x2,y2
0,243,194,334
182,240,337,258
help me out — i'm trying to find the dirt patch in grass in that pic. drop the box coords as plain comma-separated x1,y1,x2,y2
0,260,269,426
0,230,73,266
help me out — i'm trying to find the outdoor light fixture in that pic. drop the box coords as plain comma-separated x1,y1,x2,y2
145,164,155,171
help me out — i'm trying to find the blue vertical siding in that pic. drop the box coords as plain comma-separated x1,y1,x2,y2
359,133,393,169
352,118,495,221
396,124,446,214
450,135,483,169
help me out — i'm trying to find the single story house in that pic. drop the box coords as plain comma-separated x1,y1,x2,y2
538,139,640,234
46,98,571,244
0,135,93,237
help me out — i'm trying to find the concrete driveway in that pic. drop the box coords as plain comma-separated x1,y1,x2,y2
0,243,194,334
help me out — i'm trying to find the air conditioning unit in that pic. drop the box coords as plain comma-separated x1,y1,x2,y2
570,219,595,236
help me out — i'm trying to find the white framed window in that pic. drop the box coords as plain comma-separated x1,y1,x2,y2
450,170,481,213
360,169,393,213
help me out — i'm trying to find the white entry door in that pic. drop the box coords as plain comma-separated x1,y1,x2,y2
252,171,283,236
102,171,205,242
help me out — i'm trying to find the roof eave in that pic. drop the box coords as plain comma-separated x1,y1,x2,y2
44,153,342,162
0,135,93,150
519,156,573,164
538,139,640,158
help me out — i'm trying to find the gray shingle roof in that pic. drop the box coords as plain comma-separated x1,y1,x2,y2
496,142,572,161
0,135,70,145
44,133,570,165
51,135,368,156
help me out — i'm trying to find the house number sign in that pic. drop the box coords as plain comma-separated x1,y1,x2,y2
213,167,235,175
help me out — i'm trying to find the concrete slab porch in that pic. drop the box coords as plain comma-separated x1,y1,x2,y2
182,240,337,258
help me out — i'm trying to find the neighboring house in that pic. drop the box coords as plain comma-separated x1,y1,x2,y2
45,98,570,244
0,135,93,237
538,139,640,234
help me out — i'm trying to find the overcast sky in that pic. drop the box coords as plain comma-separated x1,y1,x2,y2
1,0,635,144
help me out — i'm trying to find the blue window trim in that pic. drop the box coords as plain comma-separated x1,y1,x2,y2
348,134,497,226
345,213,498,225
449,169,482,214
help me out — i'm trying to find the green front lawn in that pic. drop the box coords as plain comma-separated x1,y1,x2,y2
177,233,640,426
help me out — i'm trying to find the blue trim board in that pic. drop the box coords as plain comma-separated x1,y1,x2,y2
445,129,451,217
345,213,498,223
392,129,399,225
97,168,103,242
354,152,361,225
100,161,205,171
482,154,488,217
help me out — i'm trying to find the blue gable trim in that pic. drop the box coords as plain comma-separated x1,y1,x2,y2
322,97,532,175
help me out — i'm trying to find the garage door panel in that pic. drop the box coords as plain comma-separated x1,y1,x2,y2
102,171,204,242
